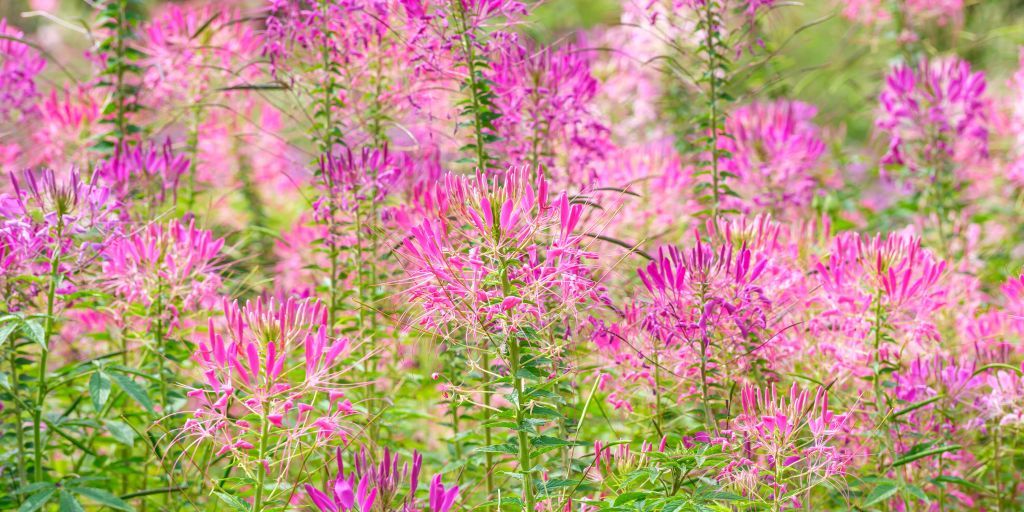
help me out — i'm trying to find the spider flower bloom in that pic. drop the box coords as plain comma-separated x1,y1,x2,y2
809,231,947,378
7,168,116,243
0,18,45,123
727,384,850,502
315,147,401,217
0,169,115,318
1007,49,1024,186
978,362,1024,426
428,474,460,512
138,4,262,106
101,219,224,318
350,446,423,512
94,139,189,208
721,101,826,214
637,233,771,352
305,447,456,512
877,58,987,175
488,37,610,184
184,298,357,467
842,0,962,28
401,167,604,341
32,87,102,167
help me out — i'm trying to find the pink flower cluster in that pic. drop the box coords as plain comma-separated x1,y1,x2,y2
305,447,459,512
877,57,988,175
184,298,356,462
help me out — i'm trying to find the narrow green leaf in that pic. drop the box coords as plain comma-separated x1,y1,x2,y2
109,371,154,413
59,490,85,512
892,445,961,467
19,489,56,512
474,443,519,454
531,436,582,447
863,482,899,507
16,483,55,495
214,492,252,512
104,420,137,446
893,395,942,418
613,492,648,506
71,487,136,512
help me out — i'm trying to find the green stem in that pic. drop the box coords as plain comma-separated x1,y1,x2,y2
451,400,462,462
455,2,489,172
185,105,201,210
10,346,26,493
253,404,271,512
773,447,782,512
703,0,722,221
318,0,340,332
696,284,717,436
113,0,129,147
994,425,1002,511
483,391,494,501
33,218,63,482
509,336,535,512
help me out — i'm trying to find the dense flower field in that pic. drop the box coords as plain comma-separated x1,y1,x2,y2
3,0,1024,510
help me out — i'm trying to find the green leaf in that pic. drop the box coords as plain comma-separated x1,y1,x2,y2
531,436,581,447
474,443,519,454
19,489,56,512
90,371,112,410
0,320,18,347
104,420,137,446
109,371,154,413
863,482,899,507
214,492,252,512
972,363,1022,377
71,487,135,512
16,483,55,495
892,445,961,467
894,395,942,418
21,319,46,350
903,484,929,503
933,475,987,493
59,490,85,512
613,492,648,506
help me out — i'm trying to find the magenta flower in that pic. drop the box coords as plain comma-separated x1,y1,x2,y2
182,297,358,474
305,447,455,512
0,19,45,123
726,384,851,504
93,139,189,209
102,218,224,319
488,36,610,184
842,0,962,28
401,167,604,339
138,4,262,106
877,57,987,175
428,474,459,512
721,101,826,214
